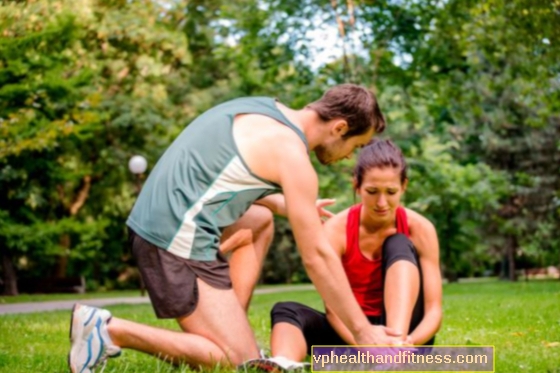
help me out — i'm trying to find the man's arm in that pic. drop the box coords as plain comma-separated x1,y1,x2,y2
321,213,357,345
322,213,399,345
325,304,357,344
278,148,399,344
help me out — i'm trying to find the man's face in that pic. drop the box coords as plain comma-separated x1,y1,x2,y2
315,127,374,165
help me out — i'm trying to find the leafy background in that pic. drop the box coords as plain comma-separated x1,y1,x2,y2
1,0,559,294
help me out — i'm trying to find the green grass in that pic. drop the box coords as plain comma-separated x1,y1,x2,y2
0,281,559,372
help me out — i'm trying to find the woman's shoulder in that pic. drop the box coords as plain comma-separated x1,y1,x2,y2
403,207,437,237
324,206,355,255
325,206,352,232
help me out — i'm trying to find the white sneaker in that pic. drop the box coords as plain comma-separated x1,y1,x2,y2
68,304,121,373
269,356,310,371
239,356,310,372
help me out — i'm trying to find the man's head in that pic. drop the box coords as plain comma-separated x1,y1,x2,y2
307,84,386,165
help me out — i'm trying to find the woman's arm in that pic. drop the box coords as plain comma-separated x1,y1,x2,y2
407,210,443,345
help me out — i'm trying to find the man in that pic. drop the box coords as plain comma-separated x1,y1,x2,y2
68,84,396,373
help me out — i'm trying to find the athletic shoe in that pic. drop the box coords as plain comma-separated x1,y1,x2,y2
68,303,121,373
238,356,310,373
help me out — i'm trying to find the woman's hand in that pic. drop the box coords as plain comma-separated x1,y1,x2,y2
316,198,336,220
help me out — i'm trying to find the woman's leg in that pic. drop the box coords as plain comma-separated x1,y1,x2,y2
270,301,345,361
270,322,308,362
220,204,274,311
381,234,425,340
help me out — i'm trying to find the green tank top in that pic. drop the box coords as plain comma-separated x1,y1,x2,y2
126,97,308,261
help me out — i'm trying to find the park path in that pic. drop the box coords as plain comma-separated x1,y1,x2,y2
0,284,314,315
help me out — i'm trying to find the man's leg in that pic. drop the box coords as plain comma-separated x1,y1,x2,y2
107,278,260,368
382,234,422,339
220,204,274,310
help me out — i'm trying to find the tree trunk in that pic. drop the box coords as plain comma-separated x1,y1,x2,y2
54,175,91,278
442,219,458,282
1,247,18,296
446,270,459,283
54,234,70,278
507,236,517,282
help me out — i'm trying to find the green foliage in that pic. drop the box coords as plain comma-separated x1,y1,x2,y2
1,0,558,290
0,0,191,290
404,136,508,278
417,0,560,274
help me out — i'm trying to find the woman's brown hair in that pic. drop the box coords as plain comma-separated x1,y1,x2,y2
354,138,408,188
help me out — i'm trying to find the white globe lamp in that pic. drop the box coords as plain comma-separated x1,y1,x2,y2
128,155,148,175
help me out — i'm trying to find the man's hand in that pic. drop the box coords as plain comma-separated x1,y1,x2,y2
316,198,336,220
355,325,402,345
401,335,415,346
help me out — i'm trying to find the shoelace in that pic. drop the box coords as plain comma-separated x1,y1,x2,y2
98,359,108,373
95,351,120,373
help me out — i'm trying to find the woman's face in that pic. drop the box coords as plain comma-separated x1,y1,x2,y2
356,166,407,223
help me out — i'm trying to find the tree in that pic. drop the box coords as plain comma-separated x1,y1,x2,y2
0,0,191,294
420,0,560,279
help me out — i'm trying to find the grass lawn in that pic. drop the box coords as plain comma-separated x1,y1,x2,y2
0,280,559,372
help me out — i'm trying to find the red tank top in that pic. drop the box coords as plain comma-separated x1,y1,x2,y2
342,204,410,316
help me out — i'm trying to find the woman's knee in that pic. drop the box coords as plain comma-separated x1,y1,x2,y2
383,233,414,252
271,302,307,328
221,205,274,252
382,233,419,268
249,204,274,231
271,302,300,320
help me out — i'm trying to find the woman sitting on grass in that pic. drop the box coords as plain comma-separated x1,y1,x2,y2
266,139,442,368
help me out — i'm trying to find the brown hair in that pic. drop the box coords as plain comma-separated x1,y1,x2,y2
307,84,386,137
354,138,407,188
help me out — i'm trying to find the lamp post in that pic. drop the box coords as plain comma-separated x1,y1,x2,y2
128,155,148,296
128,155,148,195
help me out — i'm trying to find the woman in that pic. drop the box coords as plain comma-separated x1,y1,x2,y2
268,138,442,366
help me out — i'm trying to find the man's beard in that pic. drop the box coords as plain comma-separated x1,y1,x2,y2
315,145,332,165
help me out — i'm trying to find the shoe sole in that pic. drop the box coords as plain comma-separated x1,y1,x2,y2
241,359,286,373
68,304,84,373
240,359,310,373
